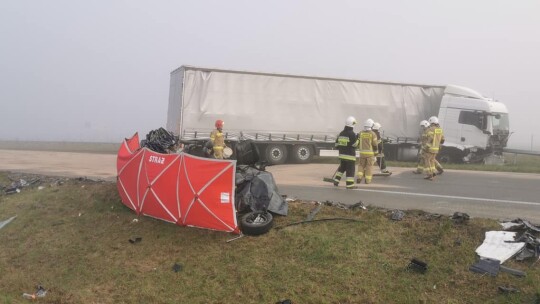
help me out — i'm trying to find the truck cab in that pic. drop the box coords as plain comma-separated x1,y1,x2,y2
437,85,510,163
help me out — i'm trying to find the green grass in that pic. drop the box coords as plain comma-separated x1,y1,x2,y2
387,153,540,174
313,153,540,174
0,172,539,303
0,141,119,154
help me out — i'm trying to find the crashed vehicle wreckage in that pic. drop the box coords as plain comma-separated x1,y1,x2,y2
116,128,287,236
469,218,540,279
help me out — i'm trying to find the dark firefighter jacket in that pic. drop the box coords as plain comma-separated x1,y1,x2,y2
335,126,359,161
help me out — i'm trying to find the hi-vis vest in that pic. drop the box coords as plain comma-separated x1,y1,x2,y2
210,130,225,149
426,126,443,153
359,130,377,157
420,128,429,150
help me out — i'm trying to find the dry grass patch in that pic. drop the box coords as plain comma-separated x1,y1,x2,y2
0,172,538,303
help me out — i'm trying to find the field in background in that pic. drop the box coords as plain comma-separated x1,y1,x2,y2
0,141,119,154
0,173,539,303
2,141,540,174
313,153,540,174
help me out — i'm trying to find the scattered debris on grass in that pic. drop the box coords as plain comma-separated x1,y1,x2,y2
305,202,323,221
452,212,470,224
22,285,47,300
129,236,142,244
5,187,21,195
322,200,366,210
498,286,519,294
273,200,364,231
1,172,107,195
469,258,500,276
0,215,17,230
391,209,405,221
172,263,183,273
500,265,527,277
468,258,527,278
501,218,540,233
407,258,428,274
475,231,525,264
499,219,540,268
226,233,245,243
470,219,540,278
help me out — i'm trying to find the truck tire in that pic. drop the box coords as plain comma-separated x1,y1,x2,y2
437,148,464,164
437,153,452,164
265,144,288,165
240,211,274,236
291,144,314,164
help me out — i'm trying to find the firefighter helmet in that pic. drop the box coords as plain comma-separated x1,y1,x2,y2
428,116,439,124
364,119,374,128
345,116,357,127
420,120,429,128
372,122,381,130
215,119,224,129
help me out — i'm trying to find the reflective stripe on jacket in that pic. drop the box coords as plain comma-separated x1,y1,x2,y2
359,130,377,157
210,129,225,147
426,126,444,153
335,126,358,161
420,128,429,151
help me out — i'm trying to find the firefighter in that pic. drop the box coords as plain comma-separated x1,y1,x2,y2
372,122,391,174
210,119,227,159
423,116,445,181
357,119,378,184
332,116,359,189
413,120,430,174
414,120,444,175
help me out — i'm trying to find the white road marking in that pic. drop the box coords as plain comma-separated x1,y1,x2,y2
347,188,539,206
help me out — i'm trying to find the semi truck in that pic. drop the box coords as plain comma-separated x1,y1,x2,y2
166,65,510,165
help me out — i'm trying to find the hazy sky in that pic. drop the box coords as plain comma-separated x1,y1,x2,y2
1,0,539,149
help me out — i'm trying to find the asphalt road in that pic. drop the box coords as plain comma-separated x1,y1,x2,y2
1,149,539,222
268,164,540,223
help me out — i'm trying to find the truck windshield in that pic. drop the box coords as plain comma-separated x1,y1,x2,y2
492,113,509,132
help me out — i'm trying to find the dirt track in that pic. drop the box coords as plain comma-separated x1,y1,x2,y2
0,149,339,184
0,149,117,181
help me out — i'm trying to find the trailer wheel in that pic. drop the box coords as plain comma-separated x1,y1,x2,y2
265,144,288,165
437,153,453,164
438,151,463,164
291,145,314,164
437,154,450,164
240,211,274,236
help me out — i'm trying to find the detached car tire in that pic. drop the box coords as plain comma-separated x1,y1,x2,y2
240,211,274,236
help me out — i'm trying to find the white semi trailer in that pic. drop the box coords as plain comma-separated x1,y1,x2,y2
166,65,510,165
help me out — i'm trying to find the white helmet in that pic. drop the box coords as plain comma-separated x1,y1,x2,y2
364,118,374,128
372,122,381,130
420,120,429,128
428,116,439,124
345,116,357,127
